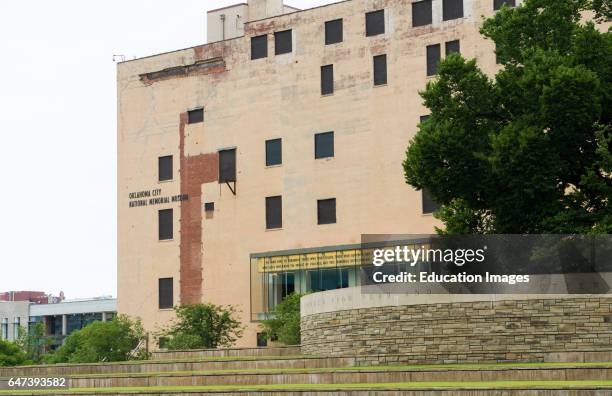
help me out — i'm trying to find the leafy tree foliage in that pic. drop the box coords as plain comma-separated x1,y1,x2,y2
404,0,611,234
45,315,148,364
17,322,53,364
261,293,301,345
0,339,29,367
156,304,244,349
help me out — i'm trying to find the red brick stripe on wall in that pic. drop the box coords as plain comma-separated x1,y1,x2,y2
179,112,219,304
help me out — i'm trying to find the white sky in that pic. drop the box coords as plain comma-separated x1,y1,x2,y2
0,0,337,299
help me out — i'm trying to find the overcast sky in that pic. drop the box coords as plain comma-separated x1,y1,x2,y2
0,0,337,299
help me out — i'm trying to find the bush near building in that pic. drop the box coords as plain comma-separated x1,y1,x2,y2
0,338,30,367
16,322,53,364
45,315,148,364
262,293,301,345
156,304,244,349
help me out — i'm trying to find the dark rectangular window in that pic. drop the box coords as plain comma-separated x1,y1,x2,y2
426,44,441,76
443,0,464,20
274,30,292,55
494,0,515,10
251,35,267,60
321,65,334,95
445,40,460,55
266,138,282,166
325,19,343,44
365,10,385,36
422,189,441,214
158,278,173,309
219,148,236,183
158,209,173,240
158,155,172,182
373,54,387,86
495,43,502,64
266,196,282,229
187,108,204,124
204,202,214,212
317,198,336,225
420,115,430,123
315,132,334,159
412,0,432,27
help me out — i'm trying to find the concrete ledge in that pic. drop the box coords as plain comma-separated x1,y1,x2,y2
151,346,301,360
0,357,353,378
301,286,611,316
63,366,612,388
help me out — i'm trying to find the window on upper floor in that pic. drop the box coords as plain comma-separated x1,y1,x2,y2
373,54,387,86
266,196,282,229
494,0,516,10
266,138,282,166
204,202,215,212
412,0,433,27
317,198,336,225
321,64,334,95
158,209,173,240
315,132,334,159
443,0,464,21
366,9,385,36
187,108,204,124
325,19,343,44
219,148,236,183
275,30,292,55
158,278,173,309
426,43,441,76
158,155,172,182
422,189,441,214
445,39,460,55
251,35,268,60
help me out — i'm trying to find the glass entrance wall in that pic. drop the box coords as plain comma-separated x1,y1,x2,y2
250,246,362,321
250,240,430,321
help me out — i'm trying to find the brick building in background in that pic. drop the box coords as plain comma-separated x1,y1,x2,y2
0,291,64,305
117,0,519,347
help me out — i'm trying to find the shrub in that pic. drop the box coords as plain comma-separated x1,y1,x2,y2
45,315,148,364
0,339,30,367
156,304,244,349
261,293,301,345
17,322,53,364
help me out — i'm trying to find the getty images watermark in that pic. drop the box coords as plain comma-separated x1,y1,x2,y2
360,234,612,294
371,244,530,285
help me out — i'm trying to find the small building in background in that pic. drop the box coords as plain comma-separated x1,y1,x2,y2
0,292,116,348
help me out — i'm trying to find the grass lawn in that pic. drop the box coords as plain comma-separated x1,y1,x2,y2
1,380,612,394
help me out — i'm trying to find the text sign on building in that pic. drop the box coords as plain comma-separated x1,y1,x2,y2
128,188,188,208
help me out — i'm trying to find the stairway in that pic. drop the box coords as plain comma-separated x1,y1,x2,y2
1,347,611,395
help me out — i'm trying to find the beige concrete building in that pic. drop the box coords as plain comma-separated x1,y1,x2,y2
117,0,516,347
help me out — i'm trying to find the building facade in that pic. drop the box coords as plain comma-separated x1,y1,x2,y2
0,297,117,348
117,0,516,347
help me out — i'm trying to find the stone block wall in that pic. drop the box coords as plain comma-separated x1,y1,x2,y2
301,297,612,365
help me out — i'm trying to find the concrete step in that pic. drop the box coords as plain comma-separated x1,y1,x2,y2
2,381,612,396
61,365,612,388
151,346,301,360
0,356,352,377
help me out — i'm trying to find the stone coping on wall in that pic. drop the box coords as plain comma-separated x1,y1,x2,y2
301,283,612,317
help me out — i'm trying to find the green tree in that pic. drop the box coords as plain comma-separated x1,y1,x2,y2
261,293,301,345
45,315,148,364
17,322,53,363
403,0,611,234
0,339,29,367
156,304,244,349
